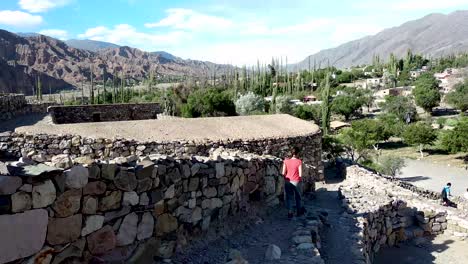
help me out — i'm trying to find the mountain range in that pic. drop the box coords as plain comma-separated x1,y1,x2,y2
1,10,468,95
294,10,468,69
0,31,233,95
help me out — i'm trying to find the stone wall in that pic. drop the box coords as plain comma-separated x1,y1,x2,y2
339,166,468,264
0,131,324,182
0,152,284,263
0,94,54,121
48,103,163,124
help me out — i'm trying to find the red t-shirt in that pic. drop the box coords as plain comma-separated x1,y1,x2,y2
283,158,302,183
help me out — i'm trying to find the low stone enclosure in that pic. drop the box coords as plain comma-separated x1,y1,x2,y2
340,166,468,264
48,103,163,124
0,114,324,263
0,94,52,121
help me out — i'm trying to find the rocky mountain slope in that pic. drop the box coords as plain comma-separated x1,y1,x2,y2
65,39,119,52
295,10,468,69
0,30,233,95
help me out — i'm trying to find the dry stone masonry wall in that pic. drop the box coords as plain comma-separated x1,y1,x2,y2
0,131,324,182
339,166,468,264
0,151,285,264
48,103,163,124
0,94,53,121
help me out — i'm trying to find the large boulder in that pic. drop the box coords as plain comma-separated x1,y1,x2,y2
114,169,137,191
47,214,82,245
11,192,32,213
51,154,73,169
32,180,56,208
82,215,105,236
155,213,178,235
52,189,82,217
137,212,154,240
87,225,116,255
0,209,48,263
116,212,138,246
64,165,89,189
0,176,22,195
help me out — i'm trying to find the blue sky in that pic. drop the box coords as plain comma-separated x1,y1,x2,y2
1,0,468,65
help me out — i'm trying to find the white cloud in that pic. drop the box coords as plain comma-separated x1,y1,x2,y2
19,0,71,13
39,29,68,39
0,10,43,27
78,24,189,50
144,8,233,32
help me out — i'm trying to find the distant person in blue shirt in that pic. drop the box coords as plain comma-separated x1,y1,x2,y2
441,182,455,207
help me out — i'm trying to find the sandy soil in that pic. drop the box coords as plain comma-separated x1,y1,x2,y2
375,234,468,264
398,159,468,196
12,114,320,142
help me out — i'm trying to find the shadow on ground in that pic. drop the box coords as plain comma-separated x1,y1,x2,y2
0,113,48,132
374,236,455,264
398,176,431,182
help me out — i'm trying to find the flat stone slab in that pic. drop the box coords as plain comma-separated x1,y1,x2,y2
0,209,48,263
8,164,62,177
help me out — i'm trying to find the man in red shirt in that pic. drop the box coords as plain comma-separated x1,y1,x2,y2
282,147,305,218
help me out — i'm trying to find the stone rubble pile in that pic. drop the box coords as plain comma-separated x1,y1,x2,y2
288,212,326,264
0,151,285,264
338,165,468,264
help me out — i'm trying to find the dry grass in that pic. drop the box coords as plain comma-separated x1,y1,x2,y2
380,142,467,168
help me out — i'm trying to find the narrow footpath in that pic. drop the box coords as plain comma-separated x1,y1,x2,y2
308,181,364,264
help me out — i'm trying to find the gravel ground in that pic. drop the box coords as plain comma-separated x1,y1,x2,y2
11,114,319,142
374,234,468,264
398,159,468,197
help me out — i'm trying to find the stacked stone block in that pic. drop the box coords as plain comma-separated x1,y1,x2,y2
0,152,284,263
0,131,323,182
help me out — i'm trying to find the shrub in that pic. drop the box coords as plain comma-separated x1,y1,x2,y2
439,117,468,153
402,122,437,157
275,95,293,114
293,104,321,121
181,88,236,118
379,155,406,177
235,92,265,115
446,79,468,112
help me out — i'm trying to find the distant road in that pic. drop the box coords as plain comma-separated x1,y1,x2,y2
398,159,468,196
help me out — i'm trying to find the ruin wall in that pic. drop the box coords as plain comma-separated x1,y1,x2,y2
48,103,163,124
0,153,285,263
0,131,324,182
341,166,468,264
0,94,54,121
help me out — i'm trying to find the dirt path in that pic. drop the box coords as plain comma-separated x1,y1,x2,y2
172,204,317,264
374,234,468,264
310,182,364,264
399,159,468,196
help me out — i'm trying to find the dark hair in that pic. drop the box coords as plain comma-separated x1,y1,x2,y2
447,182,452,186
290,147,300,157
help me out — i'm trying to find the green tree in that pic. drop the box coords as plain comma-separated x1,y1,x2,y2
439,117,468,153
351,119,391,151
379,95,417,122
379,113,406,137
293,104,321,121
321,73,331,135
379,155,406,177
413,73,441,113
235,92,265,115
338,119,388,162
446,79,468,112
182,88,236,118
331,95,363,120
402,122,437,158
